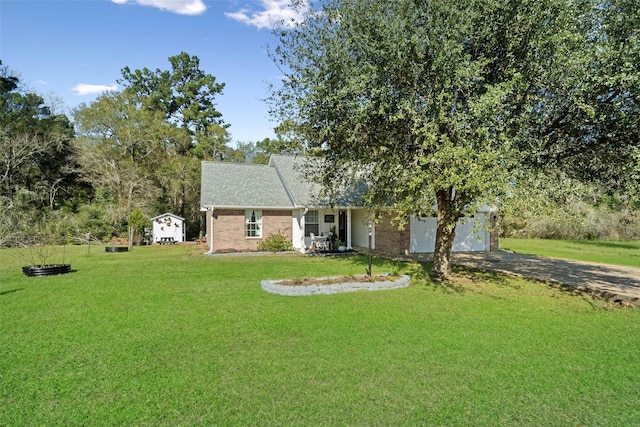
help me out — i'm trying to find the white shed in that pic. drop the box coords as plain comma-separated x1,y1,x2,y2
151,213,185,244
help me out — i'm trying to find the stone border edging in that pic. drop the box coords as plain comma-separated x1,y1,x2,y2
261,274,410,296
207,251,297,257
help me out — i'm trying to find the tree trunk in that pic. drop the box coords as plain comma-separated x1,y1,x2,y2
128,224,134,251
178,183,186,219
431,188,462,280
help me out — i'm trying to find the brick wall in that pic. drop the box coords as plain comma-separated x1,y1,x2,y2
262,210,292,241
208,209,292,252
374,213,411,256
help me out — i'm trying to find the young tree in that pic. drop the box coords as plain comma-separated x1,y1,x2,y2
270,0,635,278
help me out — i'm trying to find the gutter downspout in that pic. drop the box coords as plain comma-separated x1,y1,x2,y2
209,208,215,254
346,208,352,250
302,208,308,253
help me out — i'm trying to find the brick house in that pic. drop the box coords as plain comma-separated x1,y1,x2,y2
200,155,497,254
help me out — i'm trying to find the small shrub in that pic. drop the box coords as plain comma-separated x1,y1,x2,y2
128,208,147,242
389,261,401,276
257,231,294,252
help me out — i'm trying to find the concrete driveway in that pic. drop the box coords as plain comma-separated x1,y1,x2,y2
451,251,640,306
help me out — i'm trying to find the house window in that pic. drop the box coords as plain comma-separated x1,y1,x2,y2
305,210,319,237
245,209,262,238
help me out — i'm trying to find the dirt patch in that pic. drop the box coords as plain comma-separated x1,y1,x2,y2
214,248,254,254
107,237,129,246
274,275,401,287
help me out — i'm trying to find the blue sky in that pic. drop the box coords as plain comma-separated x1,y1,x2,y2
0,0,307,143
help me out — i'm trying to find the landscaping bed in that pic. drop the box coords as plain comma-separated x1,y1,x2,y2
274,274,401,286
262,274,410,296
21,264,71,277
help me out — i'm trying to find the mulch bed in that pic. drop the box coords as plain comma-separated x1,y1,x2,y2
275,274,401,287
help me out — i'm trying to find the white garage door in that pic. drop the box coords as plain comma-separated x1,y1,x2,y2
410,215,488,253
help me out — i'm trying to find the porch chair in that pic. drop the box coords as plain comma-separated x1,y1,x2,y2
310,233,318,252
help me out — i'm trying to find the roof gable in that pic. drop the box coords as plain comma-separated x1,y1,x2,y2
270,155,366,208
268,155,318,207
151,213,185,221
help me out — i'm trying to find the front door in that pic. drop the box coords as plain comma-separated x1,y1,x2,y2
338,211,347,244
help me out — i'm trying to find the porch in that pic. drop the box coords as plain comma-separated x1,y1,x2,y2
293,208,375,254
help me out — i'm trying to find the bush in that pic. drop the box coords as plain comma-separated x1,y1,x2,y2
257,231,295,252
128,208,147,242
74,202,116,242
502,206,640,240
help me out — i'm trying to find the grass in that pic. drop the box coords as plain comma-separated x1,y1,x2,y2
1,244,639,425
502,237,640,267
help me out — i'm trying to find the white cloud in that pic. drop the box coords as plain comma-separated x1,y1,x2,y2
72,83,118,96
225,0,308,30
112,0,206,16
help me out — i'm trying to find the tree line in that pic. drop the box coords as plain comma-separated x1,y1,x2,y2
0,53,300,246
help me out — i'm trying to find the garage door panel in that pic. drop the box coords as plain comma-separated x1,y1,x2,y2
410,215,488,253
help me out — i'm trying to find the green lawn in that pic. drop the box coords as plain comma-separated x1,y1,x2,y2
502,238,640,267
1,244,639,426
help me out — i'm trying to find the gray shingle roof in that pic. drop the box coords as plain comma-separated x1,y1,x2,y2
270,155,366,207
268,155,319,207
201,155,366,210
200,161,293,209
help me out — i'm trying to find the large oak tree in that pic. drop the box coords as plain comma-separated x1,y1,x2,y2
270,0,638,278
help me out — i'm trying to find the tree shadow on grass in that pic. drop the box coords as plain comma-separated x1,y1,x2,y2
449,265,526,301
334,253,636,308
406,260,467,294
410,261,525,296
335,255,445,292
333,254,519,296
452,264,518,288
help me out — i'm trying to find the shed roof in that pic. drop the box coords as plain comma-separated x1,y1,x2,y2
151,213,185,221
